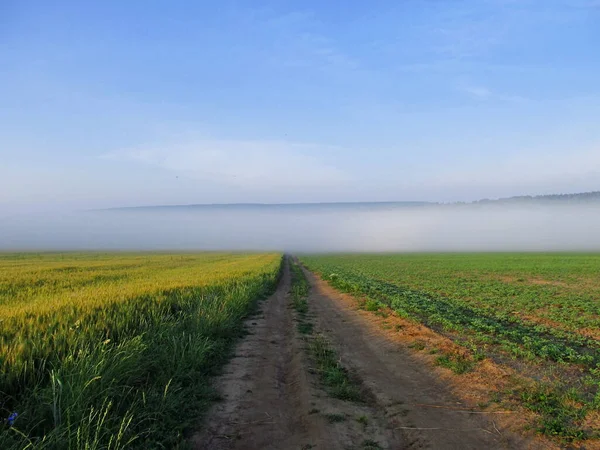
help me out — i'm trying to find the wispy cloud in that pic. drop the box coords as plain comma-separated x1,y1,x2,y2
420,0,592,67
458,84,528,103
461,85,493,99
428,4,516,60
102,139,351,191
259,9,359,72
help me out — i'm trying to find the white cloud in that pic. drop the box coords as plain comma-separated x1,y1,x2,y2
461,85,492,99
102,139,351,191
257,9,359,72
459,84,528,103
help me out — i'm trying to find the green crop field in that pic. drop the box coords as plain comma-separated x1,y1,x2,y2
300,253,600,442
0,252,282,449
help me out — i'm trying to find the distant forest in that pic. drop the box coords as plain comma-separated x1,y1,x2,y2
469,191,600,204
106,191,600,212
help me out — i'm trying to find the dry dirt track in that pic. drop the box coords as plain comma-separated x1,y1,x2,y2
192,259,540,450
192,260,350,450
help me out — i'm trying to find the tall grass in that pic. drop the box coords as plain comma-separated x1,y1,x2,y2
0,253,282,449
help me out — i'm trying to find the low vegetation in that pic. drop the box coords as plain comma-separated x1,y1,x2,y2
300,253,600,443
0,252,282,449
289,261,363,403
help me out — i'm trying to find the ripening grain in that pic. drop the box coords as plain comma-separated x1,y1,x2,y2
0,252,282,449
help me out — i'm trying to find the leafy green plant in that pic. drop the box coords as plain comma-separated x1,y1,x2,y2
300,253,600,442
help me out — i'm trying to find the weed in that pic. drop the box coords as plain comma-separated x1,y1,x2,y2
297,322,314,335
356,415,369,429
325,413,346,423
435,353,476,374
309,335,362,402
293,296,309,315
364,300,380,312
362,439,383,449
409,341,426,351
289,262,363,404
490,392,502,403
521,386,588,442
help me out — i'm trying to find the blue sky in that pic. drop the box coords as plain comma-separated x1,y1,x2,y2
2,0,599,210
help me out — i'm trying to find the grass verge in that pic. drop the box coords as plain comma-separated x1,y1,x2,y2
289,261,363,403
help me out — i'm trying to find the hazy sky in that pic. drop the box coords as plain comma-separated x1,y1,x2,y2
2,0,599,211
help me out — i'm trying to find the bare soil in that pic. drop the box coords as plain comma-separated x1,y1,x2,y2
192,260,547,450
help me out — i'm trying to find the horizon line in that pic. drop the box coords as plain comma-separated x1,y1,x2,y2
94,189,600,212
96,200,433,211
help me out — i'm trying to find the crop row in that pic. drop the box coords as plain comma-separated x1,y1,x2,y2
300,254,600,335
300,256,600,440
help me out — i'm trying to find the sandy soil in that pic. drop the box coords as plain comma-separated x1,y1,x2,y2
192,259,545,450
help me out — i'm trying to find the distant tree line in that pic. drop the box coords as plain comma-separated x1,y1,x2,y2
472,191,600,204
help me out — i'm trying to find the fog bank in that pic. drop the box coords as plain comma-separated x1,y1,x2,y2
1,203,600,252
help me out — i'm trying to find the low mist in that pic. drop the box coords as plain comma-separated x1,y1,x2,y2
1,203,600,252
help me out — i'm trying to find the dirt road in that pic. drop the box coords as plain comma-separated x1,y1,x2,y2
192,259,539,450
192,259,354,450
